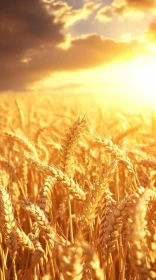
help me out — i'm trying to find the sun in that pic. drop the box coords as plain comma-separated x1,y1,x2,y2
128,58,156,106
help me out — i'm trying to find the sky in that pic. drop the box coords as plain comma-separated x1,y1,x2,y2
1,0,156,101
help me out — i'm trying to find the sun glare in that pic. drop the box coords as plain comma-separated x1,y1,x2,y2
128,58,156,106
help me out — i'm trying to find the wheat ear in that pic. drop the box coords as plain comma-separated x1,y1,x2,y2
60,116,87,177
20,199,67,247
98,189,123,255
0,184,18,259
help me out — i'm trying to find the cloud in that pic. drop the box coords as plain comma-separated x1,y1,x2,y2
0,0,66,89
0,0,97,91
97,0,156,22
50,1,99,27
97,2,126,22
0,32,147,91
0,0,147,91
1,0,101,91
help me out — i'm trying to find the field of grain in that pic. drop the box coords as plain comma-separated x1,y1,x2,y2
0,93,155,280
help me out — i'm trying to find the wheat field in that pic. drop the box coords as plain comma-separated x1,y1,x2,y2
0,93,155,280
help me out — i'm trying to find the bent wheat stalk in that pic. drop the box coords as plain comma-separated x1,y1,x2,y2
23,154,86,201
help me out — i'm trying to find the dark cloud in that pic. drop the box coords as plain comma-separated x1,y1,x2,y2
0,0,64,54
0,0,65,90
